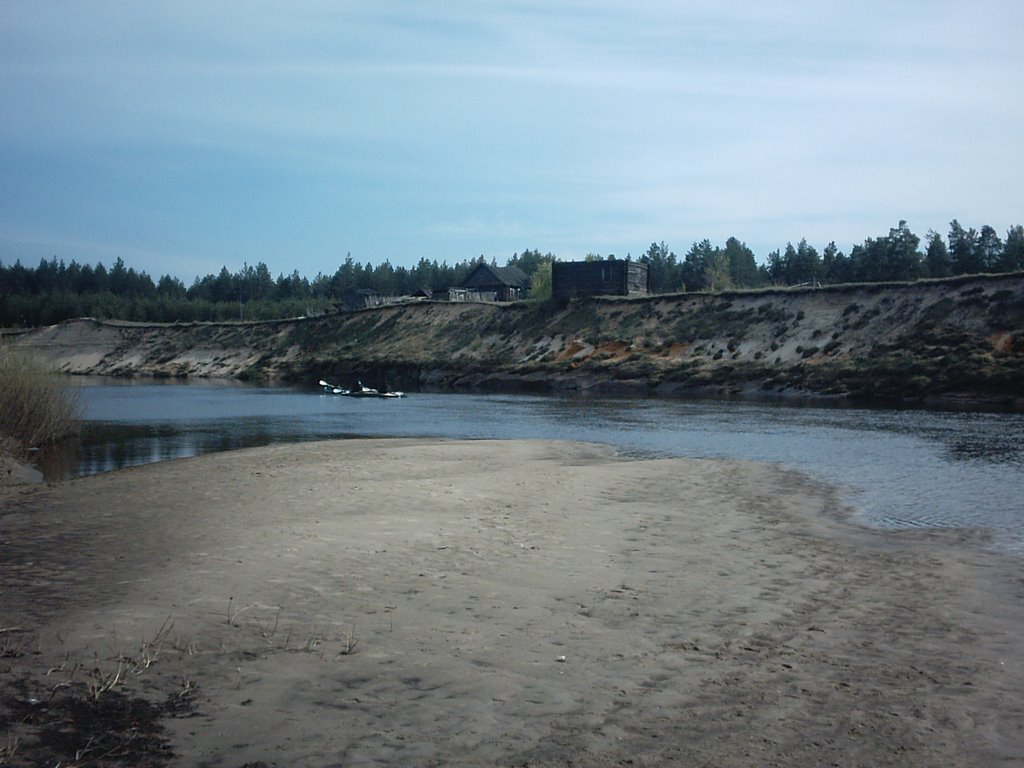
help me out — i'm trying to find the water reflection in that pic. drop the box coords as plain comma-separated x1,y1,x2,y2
943,432,1024,464
33,437,81,480
59,420,319,476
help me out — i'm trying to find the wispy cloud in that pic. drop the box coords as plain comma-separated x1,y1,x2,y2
2,1,1022,277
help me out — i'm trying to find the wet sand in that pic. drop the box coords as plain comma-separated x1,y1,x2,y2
1,438,1022,766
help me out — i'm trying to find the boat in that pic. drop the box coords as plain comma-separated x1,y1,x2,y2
318,379,404,398
318,379,350,395
346,381,380,398
347,381,405,399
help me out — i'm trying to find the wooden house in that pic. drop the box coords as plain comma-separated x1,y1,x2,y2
552,260,649,300
460,263,531,302
337,288,386,312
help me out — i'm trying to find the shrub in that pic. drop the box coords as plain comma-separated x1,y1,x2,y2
0,346,80,455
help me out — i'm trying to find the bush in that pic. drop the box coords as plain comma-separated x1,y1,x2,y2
0,346,80,455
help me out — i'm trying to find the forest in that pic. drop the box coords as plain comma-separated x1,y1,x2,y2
1,219,1022,328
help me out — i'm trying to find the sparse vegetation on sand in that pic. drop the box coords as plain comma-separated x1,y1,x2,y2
0,346,80,456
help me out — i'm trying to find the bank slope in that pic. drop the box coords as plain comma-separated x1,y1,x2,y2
10,273,1024,408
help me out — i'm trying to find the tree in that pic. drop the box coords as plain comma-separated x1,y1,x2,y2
999,225,1024,272
275,270,309,300
681,240,715,291
243,262,275,301
330,254,358,297
821,241,850,283
790,239,821,285
372,260,399,296
977,225,1003,272
724,237,759,288
924,230,951,278
887,220,922,281
157,274,187,298
529,260,553,301
640,241,681,293
763,249,781,284
948,220,981,274
704,248,733,292
847,222,921,282
507,249,550,276
212,267,236,303
109,257,130,295
92,263,109,293
410,257,438,291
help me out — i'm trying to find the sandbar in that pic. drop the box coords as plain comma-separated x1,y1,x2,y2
1,438,1022,766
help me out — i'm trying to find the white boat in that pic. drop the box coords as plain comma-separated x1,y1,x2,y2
318,379,350,395
318,379,404,398
348,381,405,399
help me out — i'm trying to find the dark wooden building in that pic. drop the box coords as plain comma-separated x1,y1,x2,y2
337,288,386,312
552,260,649,300
460,263,531,302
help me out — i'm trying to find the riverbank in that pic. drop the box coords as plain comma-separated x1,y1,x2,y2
9,273,1024,409
2,439,1021,766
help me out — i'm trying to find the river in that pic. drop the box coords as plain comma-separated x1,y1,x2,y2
41,377,1024,554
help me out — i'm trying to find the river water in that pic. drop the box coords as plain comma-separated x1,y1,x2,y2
45,378,1024,554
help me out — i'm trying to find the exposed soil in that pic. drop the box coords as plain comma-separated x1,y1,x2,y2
8,273,1024,408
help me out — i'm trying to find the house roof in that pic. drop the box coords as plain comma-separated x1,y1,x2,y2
462,262,531,289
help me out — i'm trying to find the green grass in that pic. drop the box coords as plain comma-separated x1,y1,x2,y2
0,346,80,455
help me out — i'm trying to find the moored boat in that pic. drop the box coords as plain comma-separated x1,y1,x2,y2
348,381,405,398
318,379,404,398
318,379,350,395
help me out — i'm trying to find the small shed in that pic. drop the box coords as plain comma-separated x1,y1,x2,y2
460,263,531,302
552,260,649,300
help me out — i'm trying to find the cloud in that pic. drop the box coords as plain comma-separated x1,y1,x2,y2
2,1,1022,277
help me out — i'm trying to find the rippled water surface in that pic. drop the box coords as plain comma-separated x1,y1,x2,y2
47,378,1024,553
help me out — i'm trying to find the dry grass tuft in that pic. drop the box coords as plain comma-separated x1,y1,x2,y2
0,346,80,454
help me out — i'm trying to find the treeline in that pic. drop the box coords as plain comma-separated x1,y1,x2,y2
641,220,1024,292
0,253,501,327
1,219,1022,327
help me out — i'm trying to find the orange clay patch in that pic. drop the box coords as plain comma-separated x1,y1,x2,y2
990,331,1020,354
556,340,589,361
596,341,630,359
661,342,689,358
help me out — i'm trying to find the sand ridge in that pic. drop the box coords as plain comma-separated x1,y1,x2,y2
1,438,1022,766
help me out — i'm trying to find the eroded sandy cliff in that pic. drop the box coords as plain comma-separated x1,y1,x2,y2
10,274,1024,408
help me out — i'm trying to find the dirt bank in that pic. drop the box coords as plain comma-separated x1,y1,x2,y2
2,439,1022,766
9,273,1024,408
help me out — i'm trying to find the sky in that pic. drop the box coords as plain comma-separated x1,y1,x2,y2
2,1,1022,284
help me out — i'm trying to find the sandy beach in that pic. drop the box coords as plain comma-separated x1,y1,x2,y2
1,438,1022,766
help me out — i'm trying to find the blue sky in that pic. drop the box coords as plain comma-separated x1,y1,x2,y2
2,1,1022,283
